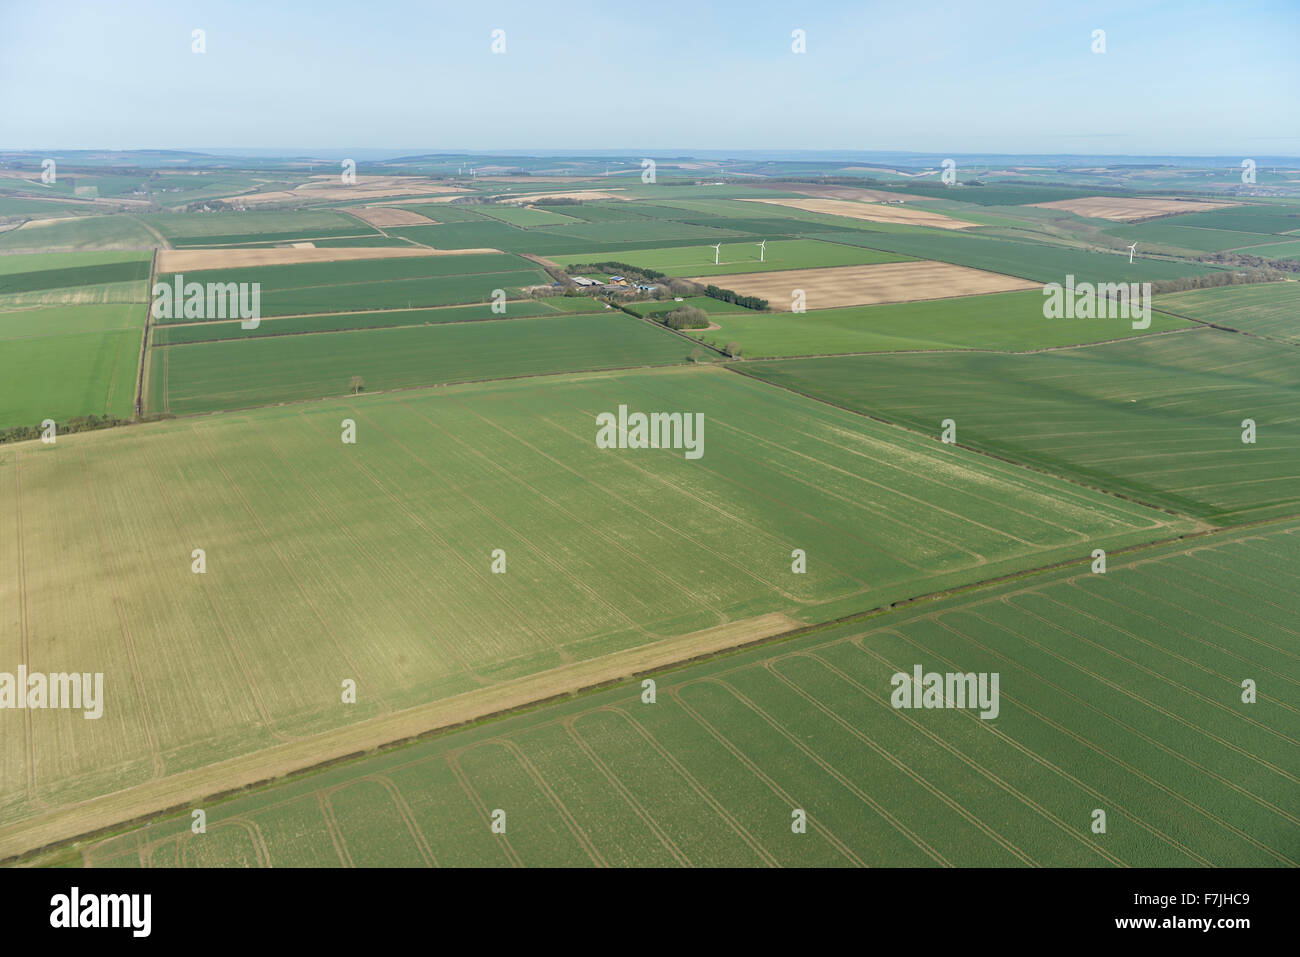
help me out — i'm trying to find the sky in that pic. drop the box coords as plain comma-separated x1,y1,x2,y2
2,0,1297,156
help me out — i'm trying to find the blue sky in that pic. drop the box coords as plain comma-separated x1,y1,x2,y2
2,0,1297,155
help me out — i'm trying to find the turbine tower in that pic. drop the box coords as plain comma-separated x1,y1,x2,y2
1127,242,1137,264
757,240,766,262
711,243,722,265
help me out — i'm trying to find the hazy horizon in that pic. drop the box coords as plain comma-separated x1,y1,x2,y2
3,0,1297,155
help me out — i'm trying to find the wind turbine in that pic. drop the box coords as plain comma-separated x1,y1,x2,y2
710,243,722,265
1126,242,1137,264
756,240,766,262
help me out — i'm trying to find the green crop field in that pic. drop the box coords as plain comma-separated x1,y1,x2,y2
1,366,1189,838
72,519,1299,868
0,249,151,277
0,249,152,429
477,205,582,227
160,251,530,288
1237,239,1300,260
0,197,84,216
644,198,933,235
388,220,767,257
150,299,596,345
0,250,152,310
740,329,1300,524
3,155,1297,875
147,210,379,247
0,215,160,252
159,268,548,319
305,235,424,247
392,204,491,223
387,221,602,254
541,203,656,223
551,239,913,277
537,219,760,245
145,312,697,413
805,230,1223,284
1156,282,1300,342
678,291,1192,358
1108,223,1279,253
0,279,149,310
0,303,144,429
1155,206,1300,235
153,253,548,318
0,258,150,295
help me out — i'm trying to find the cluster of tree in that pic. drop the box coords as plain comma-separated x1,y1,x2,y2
1203,252,1300,275
565,262,668,282
693,338,742,357
0,413,127,446
1149,267,1290,295
531,197,583,206
703,284,768,310
658,305,710,330
182,199,237,212
650,278,700,300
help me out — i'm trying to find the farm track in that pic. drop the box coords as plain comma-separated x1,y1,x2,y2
128,216,171,249
133,249,156,416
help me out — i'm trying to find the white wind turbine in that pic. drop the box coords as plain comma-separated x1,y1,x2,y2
757,239,766,262
710,243,722,265
1126,242,1137,264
